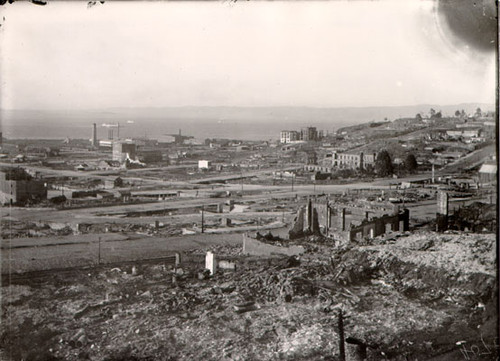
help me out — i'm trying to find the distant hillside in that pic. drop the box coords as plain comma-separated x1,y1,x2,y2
2,103,494,124
104,103,495,127
337,121,390,134
0,103,494,140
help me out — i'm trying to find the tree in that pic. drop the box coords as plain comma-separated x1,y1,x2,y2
404,153,418,173
375,150,393,177
430,108,436,118
475,107,482,118
415,113,422,121
455,110,461,117
435,111,442,119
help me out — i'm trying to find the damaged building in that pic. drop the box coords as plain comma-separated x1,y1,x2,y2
289,197,409,242
0,167,47,205
112,141,137,163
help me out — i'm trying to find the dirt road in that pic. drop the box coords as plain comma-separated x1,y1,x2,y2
1,232,244,274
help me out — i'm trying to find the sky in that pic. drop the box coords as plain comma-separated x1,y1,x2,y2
0,1,496,110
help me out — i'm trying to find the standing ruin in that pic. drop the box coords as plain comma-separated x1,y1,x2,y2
289,197,410,242
436,191,449,232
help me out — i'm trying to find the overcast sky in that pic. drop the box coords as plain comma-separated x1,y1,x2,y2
0,1,495,110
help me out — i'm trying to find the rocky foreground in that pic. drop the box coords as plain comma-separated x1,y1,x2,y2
1,231,497,360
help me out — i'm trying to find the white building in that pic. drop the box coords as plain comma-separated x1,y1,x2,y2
198,160,211,170
280,130,299,144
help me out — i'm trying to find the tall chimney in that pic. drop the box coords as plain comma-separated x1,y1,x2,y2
92,123,97,147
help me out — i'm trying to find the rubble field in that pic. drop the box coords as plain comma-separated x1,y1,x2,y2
1,231,497,361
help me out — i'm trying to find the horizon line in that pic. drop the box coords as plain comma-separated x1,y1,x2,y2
0,101,495,112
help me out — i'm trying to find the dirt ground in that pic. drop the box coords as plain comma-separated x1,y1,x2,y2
1,231,497,361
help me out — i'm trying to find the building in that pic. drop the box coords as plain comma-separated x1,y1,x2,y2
304,151,377,173
198,160,211,170
165,129,194,145
280,127,321,143
300,127,318,142
332,151,376,170
232,145,251,152
478,163,497,184
302,151,317,165
104,177,124,189
0,168,47,205
25,146,59,158
427,128,449,140
112,141,136,163
137,149,163,163
99,140,113,148
446,128,481,139
280,130,299,144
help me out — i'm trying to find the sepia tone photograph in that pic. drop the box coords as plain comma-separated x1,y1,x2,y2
0,1,497,360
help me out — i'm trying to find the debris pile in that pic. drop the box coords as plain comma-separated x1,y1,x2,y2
1,231,497,360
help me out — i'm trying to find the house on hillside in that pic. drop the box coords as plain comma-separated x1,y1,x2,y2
478,163,497,184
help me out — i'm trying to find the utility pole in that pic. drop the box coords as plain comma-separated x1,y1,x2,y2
201,206,205,233
98,236,101,265
338,309,346,361
240,169,243,194
291,173,294,192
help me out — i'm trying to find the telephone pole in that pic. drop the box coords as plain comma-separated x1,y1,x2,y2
240,169,243,194
201,206,205,233
338,309,346,361
98,236,101,265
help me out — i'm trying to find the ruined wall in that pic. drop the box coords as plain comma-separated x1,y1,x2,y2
289,207,305,239
436,191,449,232
288,198,408,242
289,199,334,239
349,209,410,242
312,203,331,232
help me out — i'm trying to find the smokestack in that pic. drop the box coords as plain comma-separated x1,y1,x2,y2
92,123,97,147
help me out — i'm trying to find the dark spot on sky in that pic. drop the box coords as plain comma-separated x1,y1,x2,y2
437,0,496,52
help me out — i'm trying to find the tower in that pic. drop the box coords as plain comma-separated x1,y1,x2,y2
92,123,98,147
